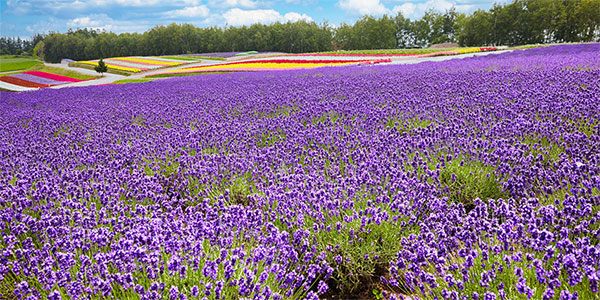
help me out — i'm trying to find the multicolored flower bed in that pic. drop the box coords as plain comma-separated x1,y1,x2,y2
184,52,249,58
0,71,88,91
77,57,186,73
157,58,391,75
1,44,599,300
156,48,497,75
284,47,498,58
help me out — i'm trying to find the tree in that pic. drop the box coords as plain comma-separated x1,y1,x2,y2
459,9,494,46
19,1,599,62
395,12,416,48
94,58,108,75
33,41,45,60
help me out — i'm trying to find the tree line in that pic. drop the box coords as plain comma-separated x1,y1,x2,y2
2,0,598,63
0,34,45,56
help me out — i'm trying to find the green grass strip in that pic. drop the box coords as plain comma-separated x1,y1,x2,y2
29,65,98,80
0,55,43,72
68,62,132,76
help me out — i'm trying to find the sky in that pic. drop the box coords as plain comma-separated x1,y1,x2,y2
1,0,505,38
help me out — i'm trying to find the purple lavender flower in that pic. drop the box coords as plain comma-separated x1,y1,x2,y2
1,43,599,300
48,290,61,300
169,286,179,300
542,287,555,300
317,280,328,294
589,272,598,293
483,291,496,300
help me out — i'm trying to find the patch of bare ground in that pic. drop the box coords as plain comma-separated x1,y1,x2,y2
319,263,410,300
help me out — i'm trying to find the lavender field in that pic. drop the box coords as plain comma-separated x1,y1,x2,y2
1,44,599,300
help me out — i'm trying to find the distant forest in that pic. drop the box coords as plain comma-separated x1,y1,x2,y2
2,0,599,63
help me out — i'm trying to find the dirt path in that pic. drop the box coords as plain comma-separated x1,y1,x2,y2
44,62,125,89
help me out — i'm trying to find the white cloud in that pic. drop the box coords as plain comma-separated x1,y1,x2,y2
1,22,16,31
89,0,200,7
455,4,476,13
392,0,477,19
5,0,34,15
223,0,259,8
68,16,104,27
338,0,389,15
64,14,149,33
163,6,210,18
282,12,313,23
2,0,195,21
392,3,416,17
285,0,317,4
223,9,280,25
26,18,62,33
223,8,313,26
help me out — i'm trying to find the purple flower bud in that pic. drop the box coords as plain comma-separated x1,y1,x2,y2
317,280,328,294
191,286,199,297
48,290,62,300
169,286,179,300
483,291,496,300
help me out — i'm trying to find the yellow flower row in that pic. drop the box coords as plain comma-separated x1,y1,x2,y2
113,57,181,66
458,48,486,54
78,61,141,72
165,62,356,73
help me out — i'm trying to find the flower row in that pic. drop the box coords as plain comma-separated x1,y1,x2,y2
159,58,392,75
77,57,185,73
1,44,598,300
0,71,86,91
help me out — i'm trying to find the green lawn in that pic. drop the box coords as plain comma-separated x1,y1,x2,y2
30,65,98,80
0,55,43,72
1,64,98,80
68,62,132,76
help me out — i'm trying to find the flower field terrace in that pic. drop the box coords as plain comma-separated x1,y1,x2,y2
1,44,599,300
0,71,89,92
156,57,390,74
76,57,187,73
154,48,498,75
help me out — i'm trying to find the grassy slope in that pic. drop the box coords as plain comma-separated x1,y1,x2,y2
29,65,98,80
68,62,132,76
0,55,43,72
0,64,98,80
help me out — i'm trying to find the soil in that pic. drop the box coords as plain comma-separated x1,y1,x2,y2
319,262,409,300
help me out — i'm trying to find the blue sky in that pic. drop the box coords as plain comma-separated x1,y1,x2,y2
1,0,505,38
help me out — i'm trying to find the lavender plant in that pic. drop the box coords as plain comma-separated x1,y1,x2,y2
1,44,599,300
